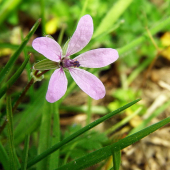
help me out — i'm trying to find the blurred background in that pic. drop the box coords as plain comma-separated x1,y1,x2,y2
0,0,170,169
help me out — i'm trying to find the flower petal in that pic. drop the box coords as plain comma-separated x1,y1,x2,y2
69,68,105,100
74,48,119,68
46,68,67,103
66,15,93,56
32,37,62,62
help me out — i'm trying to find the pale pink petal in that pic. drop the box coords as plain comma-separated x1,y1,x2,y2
32,37,62,62
46,68,67,103
74,48,119,68
66,15,93,56
69,68,105,100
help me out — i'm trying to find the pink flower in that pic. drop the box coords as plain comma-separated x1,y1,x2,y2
32,15,119,103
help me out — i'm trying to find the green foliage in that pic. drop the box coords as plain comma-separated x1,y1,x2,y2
0,1,170,170
108,88,142,112
56,117,170,170
61,125,108,161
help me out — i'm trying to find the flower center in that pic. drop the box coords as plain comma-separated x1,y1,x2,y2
61,58,80,68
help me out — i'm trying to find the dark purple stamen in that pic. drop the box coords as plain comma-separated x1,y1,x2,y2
62,59,80,68
73,61,80,67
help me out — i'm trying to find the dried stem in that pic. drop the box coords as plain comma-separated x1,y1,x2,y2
12,70,49,113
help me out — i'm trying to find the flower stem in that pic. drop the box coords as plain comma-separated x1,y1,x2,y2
12,70,49,113
49,102,60,169
86,96,92,125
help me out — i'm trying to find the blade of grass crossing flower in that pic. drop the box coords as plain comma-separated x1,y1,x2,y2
112,148,121,170
49,102,60,170
0,19,41,84
55,116,170,170
0,54,30,99
37,100,52,170
25,99,140,169
21,135,30,170
93,0,134,38
6,95,20,170
0,43,34,52
0,141,9,170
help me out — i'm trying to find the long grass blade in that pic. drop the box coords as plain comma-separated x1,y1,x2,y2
0,19,41,84
0,54,30,99
0,141,9,170
93,0,134,38
37,100,52,170
49,103,60,170
6,95,20,170
21,135,30,170
112,149,121,170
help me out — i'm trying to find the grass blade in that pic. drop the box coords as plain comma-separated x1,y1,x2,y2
129,99,170,135
105,107,142,135
49,103,60,170
0,141,9,170
6,95,20,170
93,0,134,38
37,101,52,170
0,54,30,99
0,19,41,84
14,82,47,146
0,0,22,25
21,135,30,170
112,149,121,170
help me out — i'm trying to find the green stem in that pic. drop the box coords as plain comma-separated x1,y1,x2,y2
6,95,20,170
49,102,60,169
57,24,66,45
12,70,49,113
117,16,170,56
79,0,89,18
105,107,142,135
0,0,22,25
112,148,121,170
0,140,9,170
21,135,30,170
37,100,52,170
86,96,92,125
